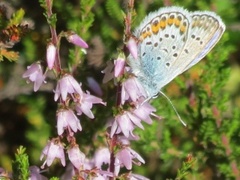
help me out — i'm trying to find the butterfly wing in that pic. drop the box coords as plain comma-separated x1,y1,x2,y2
181,11,225,71
128,7,225,98
128,7,191,97
165,10,225,89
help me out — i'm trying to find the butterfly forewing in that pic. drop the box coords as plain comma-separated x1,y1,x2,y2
130,7,192,96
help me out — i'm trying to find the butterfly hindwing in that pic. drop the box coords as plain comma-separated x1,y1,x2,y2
182,11,225,72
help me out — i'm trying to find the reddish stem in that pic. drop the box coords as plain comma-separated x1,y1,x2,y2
108,1,135,179
46,0,61,73
124,0,135,40
109,135,117,180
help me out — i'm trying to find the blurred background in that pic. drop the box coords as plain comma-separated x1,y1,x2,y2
0,0,240,179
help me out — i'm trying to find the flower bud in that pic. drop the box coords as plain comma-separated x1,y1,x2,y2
46,43,56,70
127,37,138,59
67,33,88,48
114,57,125,77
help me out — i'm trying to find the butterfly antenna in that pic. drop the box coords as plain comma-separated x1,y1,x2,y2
159,91,187,127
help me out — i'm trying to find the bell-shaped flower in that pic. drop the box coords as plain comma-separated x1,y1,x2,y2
115,147,145,175
127,37,138,60
54,74,83,101
75,91,106,119
93,148,110,169
22,63,46,92
57,109,82,135
67,33,88,48
40,139,65,168
132,102,157,124
114,56,125,77
110,111,144,138
121,77,147,104
46,43,56,70
67,145,85,169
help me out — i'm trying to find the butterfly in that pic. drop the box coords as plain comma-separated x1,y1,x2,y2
128,6,225,98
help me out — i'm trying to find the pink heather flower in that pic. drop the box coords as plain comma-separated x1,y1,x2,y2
132,102,157,124
115,147,145,175
29,166,48,180
87,77,103,97
46,43,56,70
22,63,46,92
127,37,138,59
40,140,65,168
93,148,110,169
57,109,82,135
54,74,83,101
67,33,88,48
121,77,147,104
110,111,144,138
67,145,85,169
114,57,125,77
110,114,134,138
75,91,106,119
101,61,114,83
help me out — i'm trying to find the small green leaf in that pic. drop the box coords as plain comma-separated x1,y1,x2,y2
9,8,25,26
12,146,30,180
47,13,57,27
176,155,196,179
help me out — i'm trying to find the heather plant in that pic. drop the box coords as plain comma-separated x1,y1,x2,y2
0,0,239,180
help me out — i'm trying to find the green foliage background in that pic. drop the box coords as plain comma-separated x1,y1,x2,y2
0,0,240,179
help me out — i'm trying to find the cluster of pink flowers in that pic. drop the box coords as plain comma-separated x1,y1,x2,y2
110,102,156,138
100,38,159,179
22,33,88,92
39,73,106,176
22,31,109,179
21,2,158,179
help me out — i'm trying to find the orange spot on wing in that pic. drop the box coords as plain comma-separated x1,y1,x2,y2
167,18,174,25
180,25,186,33
160,20,167,29
151,22,160,34
140,31,152,40
174,19,181,27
